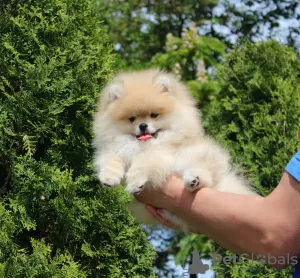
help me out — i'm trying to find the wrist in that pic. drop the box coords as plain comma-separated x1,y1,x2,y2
173,186,210,224
175,188,195,213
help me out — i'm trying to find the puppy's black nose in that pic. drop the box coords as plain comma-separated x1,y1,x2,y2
139,123,148,132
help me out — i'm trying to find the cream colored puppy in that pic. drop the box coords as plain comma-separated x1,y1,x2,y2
93,69,256,230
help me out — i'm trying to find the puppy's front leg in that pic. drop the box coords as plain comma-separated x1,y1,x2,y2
125,149,173,194
173,146,214,192
94,152,125,187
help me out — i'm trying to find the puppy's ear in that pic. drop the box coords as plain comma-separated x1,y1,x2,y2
107,83,122,101
154,75,171,93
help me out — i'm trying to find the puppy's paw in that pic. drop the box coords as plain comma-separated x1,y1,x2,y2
98,166,124,187
183,169,212,192
125,168,148,194
98,157,125,187
185,176,201,191
99,171,122,187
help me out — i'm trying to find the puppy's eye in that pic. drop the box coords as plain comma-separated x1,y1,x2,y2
150,113,159,118
129,116,136,122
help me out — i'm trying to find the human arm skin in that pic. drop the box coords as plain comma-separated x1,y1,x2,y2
135,172,300,268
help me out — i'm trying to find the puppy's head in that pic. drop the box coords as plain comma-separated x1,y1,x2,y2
98,69,202,141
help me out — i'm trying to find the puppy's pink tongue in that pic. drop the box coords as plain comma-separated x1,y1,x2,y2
138,134,152,141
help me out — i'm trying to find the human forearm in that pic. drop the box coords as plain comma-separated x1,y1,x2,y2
175,188,273,255
172,172,300,262
137,172,300,268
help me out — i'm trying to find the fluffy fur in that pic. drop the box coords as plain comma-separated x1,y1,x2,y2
93,69,256,230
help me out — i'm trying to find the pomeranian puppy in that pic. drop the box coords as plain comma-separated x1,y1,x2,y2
93,69,256,230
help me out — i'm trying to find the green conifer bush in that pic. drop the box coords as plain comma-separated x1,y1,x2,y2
0,0,155,277
203,40,300,277
206,40,300,195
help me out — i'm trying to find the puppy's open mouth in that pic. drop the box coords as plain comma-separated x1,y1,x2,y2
136,130,161,141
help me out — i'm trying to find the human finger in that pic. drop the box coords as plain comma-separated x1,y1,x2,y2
145,205,180,230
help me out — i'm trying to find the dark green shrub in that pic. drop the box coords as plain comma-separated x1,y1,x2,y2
206,40,300,195
204,40,300,277
0,0,155,277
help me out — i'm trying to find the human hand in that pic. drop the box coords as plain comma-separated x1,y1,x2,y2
144,205,181,230
135,175,199,231
135,175,186,212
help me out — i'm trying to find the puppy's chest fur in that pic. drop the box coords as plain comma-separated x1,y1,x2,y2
113,135,195,170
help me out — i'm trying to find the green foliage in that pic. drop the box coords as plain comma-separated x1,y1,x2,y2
206,40,300,194
175,234,213,266
0,0,155,276
98,0,299,73
150,23,226,110
202,40,299,277
97,0,219,70
0,234,86,277
211,249,293,278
